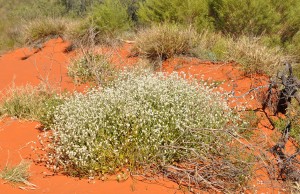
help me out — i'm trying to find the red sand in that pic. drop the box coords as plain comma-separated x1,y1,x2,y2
0,119,181,194
0,39,296,193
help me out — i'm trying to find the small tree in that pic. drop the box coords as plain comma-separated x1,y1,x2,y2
210,0,280,36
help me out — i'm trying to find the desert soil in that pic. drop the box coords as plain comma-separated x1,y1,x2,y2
0,38,295,193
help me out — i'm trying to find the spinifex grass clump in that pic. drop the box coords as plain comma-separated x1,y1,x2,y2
133,24,197,61
48,71,252,191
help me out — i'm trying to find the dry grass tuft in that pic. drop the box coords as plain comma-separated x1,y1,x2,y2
0,160,31,184
226,36,285,75
22,17,68,46
133,24,197,62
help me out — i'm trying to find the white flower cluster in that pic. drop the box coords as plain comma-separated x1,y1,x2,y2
49,71,240,175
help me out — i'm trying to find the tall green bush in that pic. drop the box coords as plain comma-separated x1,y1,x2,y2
137,0,212,30
271,0,300,43
89,0,132,36
210,0,280,36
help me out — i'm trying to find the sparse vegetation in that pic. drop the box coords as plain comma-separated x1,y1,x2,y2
0,84,61,124
68,52,116,86
0,160,31,185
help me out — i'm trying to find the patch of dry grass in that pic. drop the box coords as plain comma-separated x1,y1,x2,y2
133,24,197,61
22,17,68,46
226,36,285,75
0,160,31,185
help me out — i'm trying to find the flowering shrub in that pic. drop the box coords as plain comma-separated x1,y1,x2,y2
48,71,245,179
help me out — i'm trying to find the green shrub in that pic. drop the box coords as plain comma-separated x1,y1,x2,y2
22,17,68,45
89,0,132,36
68,53,116,86
286,32,300,60
272,0,300,43
59,0,96,17
48,71,252,191
292,62,300,79
210,0,280,36
190,31,228,61
133,24,197,61
137,0,212,30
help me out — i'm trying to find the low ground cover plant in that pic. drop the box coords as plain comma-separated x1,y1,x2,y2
47,70,252,191
67,52,116,86
0,84,63,128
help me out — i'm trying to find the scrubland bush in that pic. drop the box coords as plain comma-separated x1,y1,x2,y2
89,0,132,36
210,0,280,36
191,31,228,61
138,0,212,30
47,70,251,191
272,0,300,43
65,0,133,46
133,24,197,61
286,32,300,60
68,53,116,85
59,0,96,17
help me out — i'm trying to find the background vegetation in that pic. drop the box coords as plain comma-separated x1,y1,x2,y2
0,0,299,59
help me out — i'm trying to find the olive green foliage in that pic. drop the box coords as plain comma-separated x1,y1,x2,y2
274,117,300,144
59,0,97,17
210,0,280,36
293,63,300,79
272,0,300,43
89,0,132,36
287,32,300,60
138,0,212,30
190,31,228,61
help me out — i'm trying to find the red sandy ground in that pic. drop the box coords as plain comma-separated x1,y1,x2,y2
0,38,296,193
